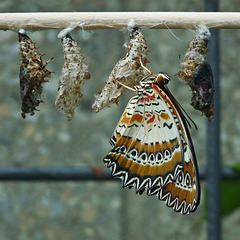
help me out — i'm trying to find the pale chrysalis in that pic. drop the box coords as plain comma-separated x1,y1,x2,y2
18,30,52,119
55,34,90,120
92,28,150,112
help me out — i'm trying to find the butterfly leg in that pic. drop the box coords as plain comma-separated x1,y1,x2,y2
139,56,156,78
114,79,136,92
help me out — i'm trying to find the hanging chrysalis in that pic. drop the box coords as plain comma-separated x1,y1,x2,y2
177,25,214,121
92,27,150,112
18,29,52,119
191,62,214,120
55,34,91,121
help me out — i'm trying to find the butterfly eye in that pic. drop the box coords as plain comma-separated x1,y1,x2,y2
156,73,170,85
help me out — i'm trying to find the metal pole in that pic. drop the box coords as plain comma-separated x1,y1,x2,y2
0,166,239,181
0,166,113,181
205,0,221,240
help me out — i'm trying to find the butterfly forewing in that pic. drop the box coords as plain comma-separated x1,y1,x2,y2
104,77,200,214
156,84,200,212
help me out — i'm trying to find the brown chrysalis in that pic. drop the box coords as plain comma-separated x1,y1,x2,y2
177,25,214,121
55,34,91,121
18,29,52,119
92,27,150,112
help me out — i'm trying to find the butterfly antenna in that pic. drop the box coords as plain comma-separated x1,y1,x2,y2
179,102,198,130
165,86,198,130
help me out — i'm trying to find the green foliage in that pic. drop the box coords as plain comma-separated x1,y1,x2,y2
204,164,240,217
221,180,240,216
221,164,240,215
230,163,240,172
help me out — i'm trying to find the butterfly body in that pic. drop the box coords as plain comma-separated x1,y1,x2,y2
104,73,200,214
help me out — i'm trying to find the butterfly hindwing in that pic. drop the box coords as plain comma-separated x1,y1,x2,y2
104,76,200,214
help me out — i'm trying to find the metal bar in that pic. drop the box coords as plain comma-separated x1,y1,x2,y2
0,167,239,181
205,0,221,240
1,12,240,31
200,167,240,181
0,166,113,181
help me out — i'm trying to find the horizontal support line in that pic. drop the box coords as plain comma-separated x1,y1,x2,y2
0,12,240,31
0,166,112,181
0,166,239,181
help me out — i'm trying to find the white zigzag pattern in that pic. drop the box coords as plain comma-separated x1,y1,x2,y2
104,155,197,214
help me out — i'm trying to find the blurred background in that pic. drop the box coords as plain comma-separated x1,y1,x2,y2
0,1,240,240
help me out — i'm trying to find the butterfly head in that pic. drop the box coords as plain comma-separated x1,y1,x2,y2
136,72,170,93
156,72,170,85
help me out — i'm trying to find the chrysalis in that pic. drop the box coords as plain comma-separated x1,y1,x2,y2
191,62,214,121
19,30,52,119
177,25,214,121
92,27,150,112
55,34,90,121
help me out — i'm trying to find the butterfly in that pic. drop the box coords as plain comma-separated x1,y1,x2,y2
104,68,200,214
